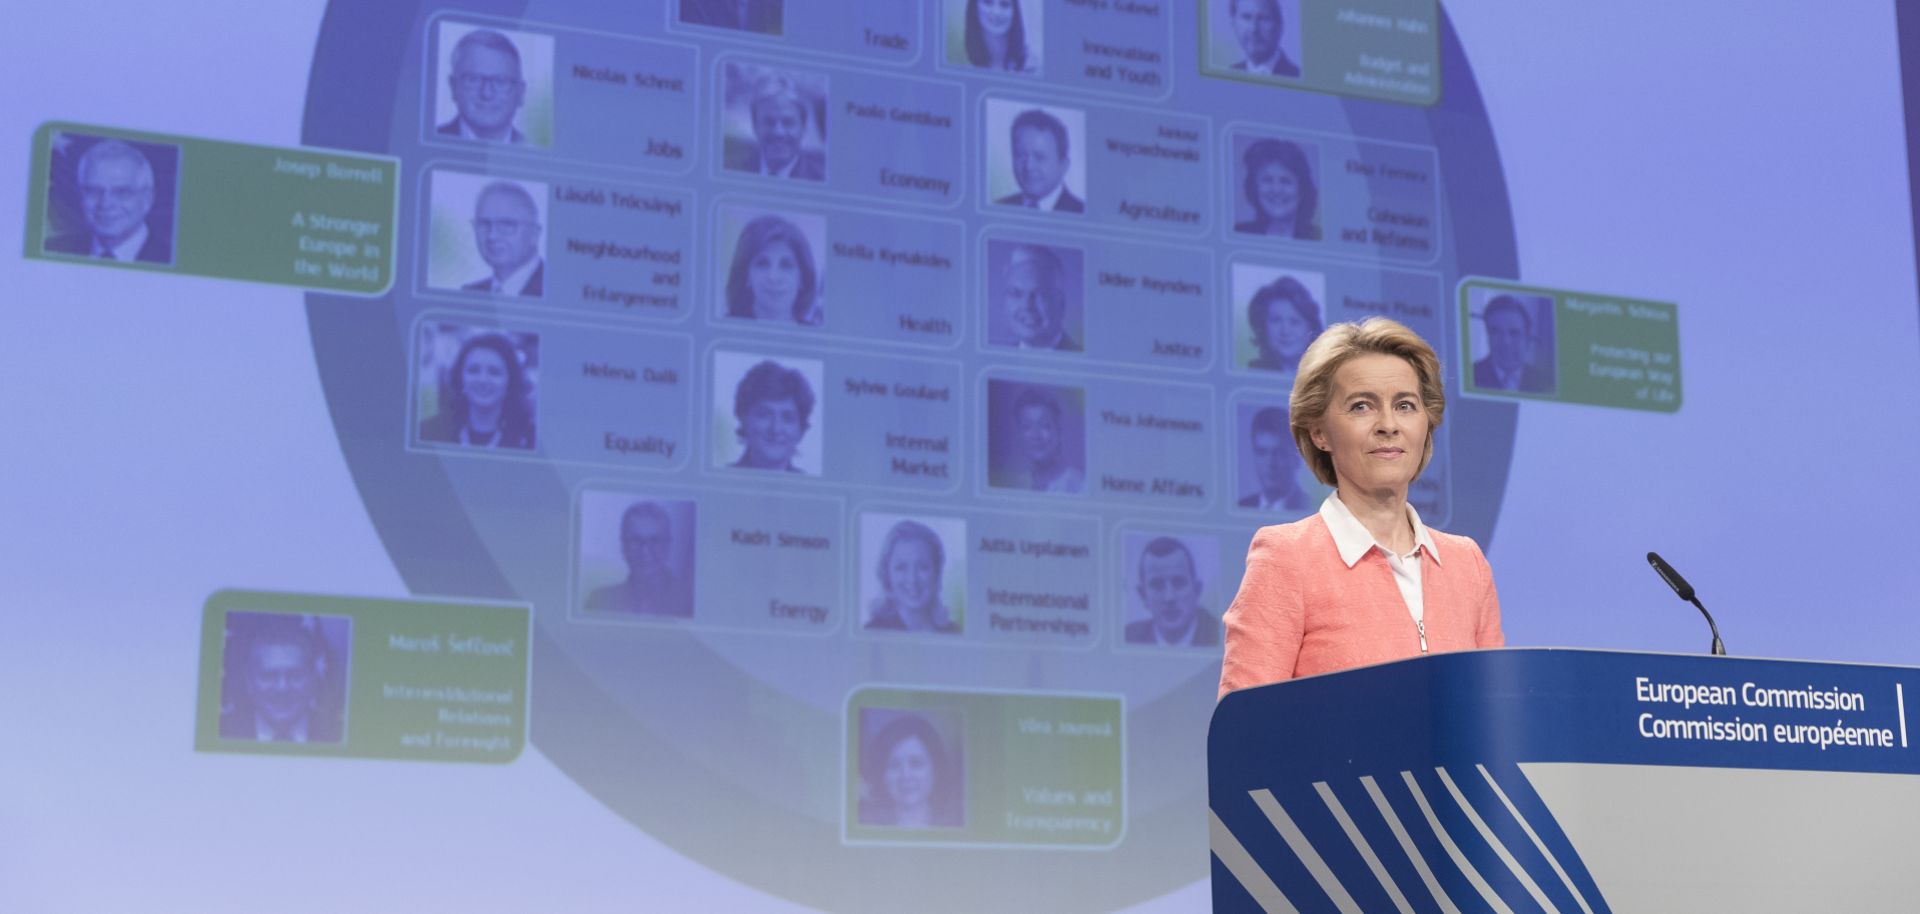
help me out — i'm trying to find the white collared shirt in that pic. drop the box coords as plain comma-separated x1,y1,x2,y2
95,223,149,261
762,153,798,178
1021,182,1067,210
1485,363,1522,390
490,257,542,295
1149,616,1200,647
457,118,522,144
1319,493,1441,627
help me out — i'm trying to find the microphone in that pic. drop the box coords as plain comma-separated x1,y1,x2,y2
1647,552,1725,656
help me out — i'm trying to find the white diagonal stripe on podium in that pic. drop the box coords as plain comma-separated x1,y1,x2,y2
1401,770,1517,914
1210,808,1301,914
1361,775,1464,914
1313,781,1416,913
1248,789,1363,914
1436,767,1561,913
1476,765,1599,914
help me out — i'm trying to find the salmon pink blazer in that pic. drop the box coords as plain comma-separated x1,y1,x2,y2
1218,513,1504,697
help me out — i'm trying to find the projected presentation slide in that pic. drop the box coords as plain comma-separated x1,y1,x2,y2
27,0,1820,910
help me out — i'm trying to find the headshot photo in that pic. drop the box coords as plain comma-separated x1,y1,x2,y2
1237,402,1311,512
860,514,967,635
1123,534,1223,648
578,494,696,617
986,379,1086,494
712,351,826,475
679,0,782,35
857,708,965,828
1470,291,1557,394
946,0,1041,75
985,240,1083,352
218,612,351,745
1232,137,1320,240
415,322,540,451
717,206,826,326
986,101,1086,213
1208,0,1304,80
721,63,829,182
1234,263,1325,377
40,133,179,265
426,171,549,298
433,23,555,147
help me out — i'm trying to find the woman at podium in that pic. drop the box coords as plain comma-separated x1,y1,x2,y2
1219,318,1503,696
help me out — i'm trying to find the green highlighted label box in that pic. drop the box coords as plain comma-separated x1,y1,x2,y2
195,589,529,763
846,686,1124,848
1459,277,1682,412
26,122,398,295
1198,0,1440,106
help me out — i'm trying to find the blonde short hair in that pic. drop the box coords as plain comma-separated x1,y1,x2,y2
1288,317,1446,486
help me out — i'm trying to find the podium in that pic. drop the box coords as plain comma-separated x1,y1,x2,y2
1208,648,1920,912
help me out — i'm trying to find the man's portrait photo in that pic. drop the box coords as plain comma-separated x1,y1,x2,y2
1232,262,1325,378
985,240,1083,352
985,101,1086,213
434,24,554,147
579,492,696,618
415,321,540,451
721,63,828,182
1207,0,1304,81
426,171,549,298
679,0,783,35
986,379,1086,494
218,612,351,745
856,707,965,828
712,350,826,475
1236,402,1312,513
41,133,179,266
859,513,967,636
1123,534,1223,648
1469,290,1557,394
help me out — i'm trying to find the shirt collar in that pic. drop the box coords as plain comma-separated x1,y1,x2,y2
96,223,149,261
763,154,797,178
1318,493,1441,568
1026,182,1066,210
494,256,542,295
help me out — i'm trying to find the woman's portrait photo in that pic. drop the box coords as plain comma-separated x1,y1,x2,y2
1233,263,1326,378
1232,137,1320,240
857,708,965,829
986,379,1086,494
717,206,825,327
711,351,825,475
947,0,1041,75
860,514,967,635
415,323,539,451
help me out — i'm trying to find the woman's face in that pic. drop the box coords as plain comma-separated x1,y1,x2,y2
885,537,939,612
741,397,803,466
748,240,802,319
977,0,1015,37
1264,302,1311,362
460,346,509,412
1310,353,1430,498
885,735,935,810
1253,161,1300,223
1017,403,1061,465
